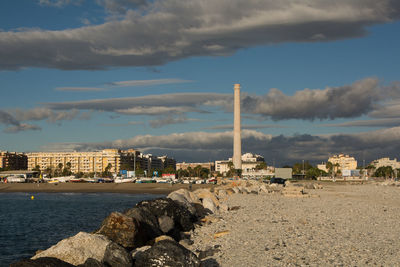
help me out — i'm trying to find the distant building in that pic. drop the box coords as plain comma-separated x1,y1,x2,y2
176,162,215,172
370,157,400,170
0,151,27,170
321,154,358,173
215,153,265,174
27,149,176,175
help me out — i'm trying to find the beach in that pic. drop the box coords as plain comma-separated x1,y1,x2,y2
188,182,400,266
0,182,212,195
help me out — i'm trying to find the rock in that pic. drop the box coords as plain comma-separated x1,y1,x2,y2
167,189,200,216
103,242,132,267
131,245,151,261
134,239,201,267
158,215,175,233
219,203,229,212
213,230,230,239
217,189,227,199
193,189,219,207
232,187,240,194
125,198,196,242
198,246,220,260
11,257,75,267
202,197,217,213
179,238,194,248
77,258,107,267
96,211,141,249
154,235,175,243
32,232,129,266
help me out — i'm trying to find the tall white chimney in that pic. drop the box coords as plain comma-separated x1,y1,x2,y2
233,83,242,170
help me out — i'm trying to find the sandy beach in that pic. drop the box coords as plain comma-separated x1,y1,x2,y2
0,183,212,195
188,182,400,266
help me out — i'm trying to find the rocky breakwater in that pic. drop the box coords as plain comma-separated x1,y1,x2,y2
11,179,320,266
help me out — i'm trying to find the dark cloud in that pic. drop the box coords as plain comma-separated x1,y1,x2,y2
0,110,20,126
4,124,42,133
40,127,400,165
45,93,230,115
204,124,287,130
12,108,81,124
108,78,192,87
242,78,400,120
2,0,400,70
38,0,83,7
322,118,400,128
149,116,201,128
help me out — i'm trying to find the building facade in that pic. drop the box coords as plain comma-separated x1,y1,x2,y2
27,149,137,174
0,151,27,170
176,162,215,172
326,154,358,172
27,149,176,175
215,153,265,174
370,158,400,169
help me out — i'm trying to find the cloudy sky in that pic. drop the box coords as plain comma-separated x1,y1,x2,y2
1,0,400,166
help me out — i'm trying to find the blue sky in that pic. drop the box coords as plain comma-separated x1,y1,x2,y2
1,0,400,165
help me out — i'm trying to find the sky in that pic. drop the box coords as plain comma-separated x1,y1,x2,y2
1,0,400,166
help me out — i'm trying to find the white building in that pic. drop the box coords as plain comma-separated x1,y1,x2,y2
371,158,400,169
215,153,265,174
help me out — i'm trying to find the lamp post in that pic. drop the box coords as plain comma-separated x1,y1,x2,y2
302,159,305,178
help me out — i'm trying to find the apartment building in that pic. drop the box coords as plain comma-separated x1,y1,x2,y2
0,151,28,170
371,157,400,169
176,162,215,172
327,154,357,172
26,149,138,174
215,153,265,174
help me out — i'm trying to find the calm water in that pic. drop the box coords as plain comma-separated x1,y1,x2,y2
0,192,161,266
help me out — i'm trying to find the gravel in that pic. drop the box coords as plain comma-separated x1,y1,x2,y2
189,183,400,266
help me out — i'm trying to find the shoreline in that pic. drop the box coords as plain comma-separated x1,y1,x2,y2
0,183,213,195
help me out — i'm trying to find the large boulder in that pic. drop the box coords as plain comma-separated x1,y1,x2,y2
192,189,219,207
167,189,200,216
11,257,75,267
125,198,196,242
134,239,200,267
202,197,217,213
96,211,142,249
31,232,130,266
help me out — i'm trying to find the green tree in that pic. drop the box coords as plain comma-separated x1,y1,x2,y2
33,165,41,176
102,163,112,177
194,165,202,177
255,162,267,170
306,167,326,180
62,162,72,176
163,166,176,174
374,166,394,178
120,163,134,171
326,161,333,176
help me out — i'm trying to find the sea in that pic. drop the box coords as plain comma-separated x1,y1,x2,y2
0,192,162,266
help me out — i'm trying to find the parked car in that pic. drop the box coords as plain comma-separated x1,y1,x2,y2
269,177,286,185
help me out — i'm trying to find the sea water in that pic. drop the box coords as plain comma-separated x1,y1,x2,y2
0,192,161,266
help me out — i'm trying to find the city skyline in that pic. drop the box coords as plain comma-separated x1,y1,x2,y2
1,1,400,165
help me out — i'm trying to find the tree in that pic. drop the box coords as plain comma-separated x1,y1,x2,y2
33,165,41,176
194,165,202,177
292,161,312,175
374,166,394,179
163,166,176,174
326,162,333,176
306,167,326,180
255,162,267,170
102,163,112,177
62,162,72,176
120,163,134,171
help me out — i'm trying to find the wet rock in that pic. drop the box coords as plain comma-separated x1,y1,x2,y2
11,257,75,267
131,245,151,261
77,258,107,267
103,242,132,267
96,212,141,249
134,239,201,267
125,198,196,242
